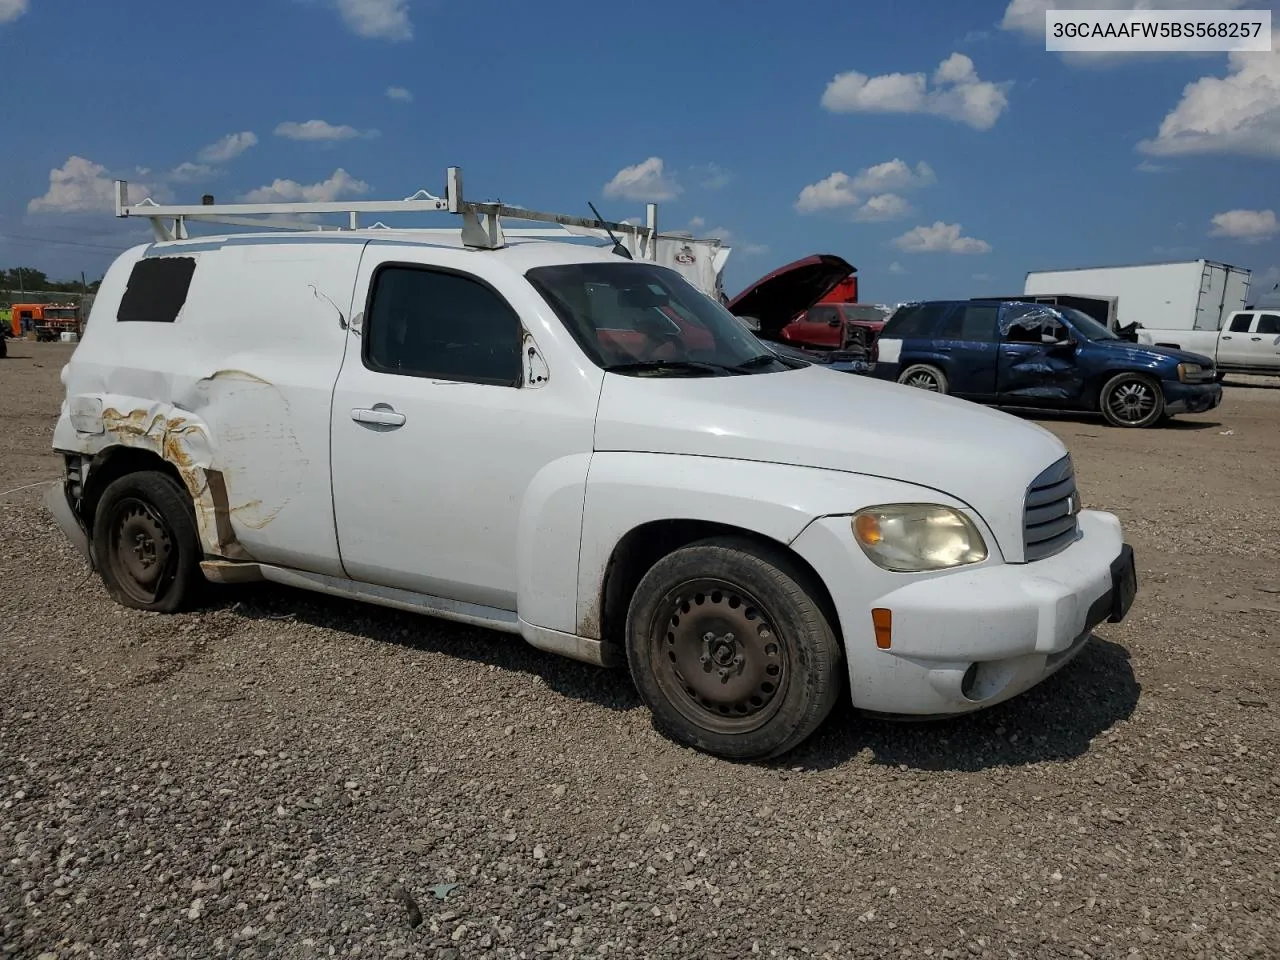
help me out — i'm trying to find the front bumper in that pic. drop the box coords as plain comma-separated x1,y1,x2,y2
1162,380,1222,415
791,509,1135,717
45,480,93,567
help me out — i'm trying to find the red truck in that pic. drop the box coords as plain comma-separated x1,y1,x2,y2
725,255,891,352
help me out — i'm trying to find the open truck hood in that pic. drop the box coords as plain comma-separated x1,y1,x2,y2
725,255,854,338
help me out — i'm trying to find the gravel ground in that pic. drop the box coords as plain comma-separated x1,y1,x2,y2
2,342,1278,960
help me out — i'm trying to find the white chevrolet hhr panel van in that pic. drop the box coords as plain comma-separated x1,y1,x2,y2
48,229,1136,760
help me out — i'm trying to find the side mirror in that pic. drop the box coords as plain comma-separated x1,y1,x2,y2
827,317,841,328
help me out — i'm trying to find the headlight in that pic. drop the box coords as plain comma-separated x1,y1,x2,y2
1177,362,1203,383
851,504,988,572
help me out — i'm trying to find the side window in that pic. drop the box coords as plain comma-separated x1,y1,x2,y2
1000,305,1062,344
1255,314,1280,335
364,265,523,386
1228,313,1254,332
939,304,998,341
116,256,196,323
883,302,950,338
808,306,839,325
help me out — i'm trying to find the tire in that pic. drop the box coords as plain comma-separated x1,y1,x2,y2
1099,373,1165,428
624,536,843,761
897,363,948,394
92,470,204,613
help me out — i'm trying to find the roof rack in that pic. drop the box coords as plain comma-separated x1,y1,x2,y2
114,166,659,257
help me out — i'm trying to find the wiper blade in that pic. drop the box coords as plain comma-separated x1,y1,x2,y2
733,353,783,370
603,359,742,376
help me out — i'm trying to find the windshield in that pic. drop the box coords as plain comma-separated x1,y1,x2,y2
1057,306,1117,341
526,261,794,376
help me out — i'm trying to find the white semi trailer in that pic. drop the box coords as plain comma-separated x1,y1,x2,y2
1024,260,1252,334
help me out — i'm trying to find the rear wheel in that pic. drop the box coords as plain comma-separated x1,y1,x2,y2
897,363,948,394
625,537,843,761
93,470,204,612
1099,373,1164,428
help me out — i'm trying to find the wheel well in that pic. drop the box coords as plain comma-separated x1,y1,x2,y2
79,447,187,531
598,519,844,657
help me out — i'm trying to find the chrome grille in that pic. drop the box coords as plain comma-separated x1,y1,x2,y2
1023,456,1080,562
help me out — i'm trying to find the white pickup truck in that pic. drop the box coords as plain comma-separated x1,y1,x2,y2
1137,308,1280,377
43,172,1138,761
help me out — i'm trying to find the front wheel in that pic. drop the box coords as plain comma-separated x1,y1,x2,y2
1099,373,1165,428
92,470,204,612
625,537,843,761
897,363,948,394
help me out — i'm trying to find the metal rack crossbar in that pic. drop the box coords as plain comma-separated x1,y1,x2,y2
114,165,660,258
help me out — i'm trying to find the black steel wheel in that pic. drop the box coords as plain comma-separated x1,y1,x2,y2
1099,373,1164,428
897,363,948,394
625,537,843,760
92,470,204,612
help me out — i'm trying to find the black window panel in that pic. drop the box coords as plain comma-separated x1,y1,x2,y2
939,304,998,341
364,265,522,386
1229,313,1254,332
1257,314,1280,334
808,306,839,324
117,257,196,323
883,302,951,338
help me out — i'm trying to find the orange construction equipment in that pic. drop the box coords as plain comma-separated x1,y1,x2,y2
7,303,82,340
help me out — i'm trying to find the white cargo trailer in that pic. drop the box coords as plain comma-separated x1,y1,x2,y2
1024,260,1252,333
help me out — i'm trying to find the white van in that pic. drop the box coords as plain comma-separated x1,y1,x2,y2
45,182,1137,760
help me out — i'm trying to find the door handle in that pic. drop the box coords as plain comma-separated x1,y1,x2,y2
351,405,406,427
1222,335,1232,340
1251,336,1262,341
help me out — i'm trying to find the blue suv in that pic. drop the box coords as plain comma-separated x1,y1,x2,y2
871,299,1222,428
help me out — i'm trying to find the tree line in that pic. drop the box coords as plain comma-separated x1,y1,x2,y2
1,266,102,295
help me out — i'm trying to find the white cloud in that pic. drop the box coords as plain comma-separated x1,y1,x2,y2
0,0,28,24
854,193,913,222
795,172,859,213
893,221,992,254
334,0,411,40
850,159,936,193
796,160,933,217
687,216,706,231
169,162,217,183
1135,160,1169,173
603,157,681,202
275,119,376,141
1138,35,1280,157
385,86,413,102
28,156,170,214
1209,208,1277,242
197,131,258,164
821,52,1010,130
888,261,908,275
693,162,732,190
240,169,371,203
741,243,769,256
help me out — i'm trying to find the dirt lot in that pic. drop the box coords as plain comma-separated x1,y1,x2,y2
2,341,1278,960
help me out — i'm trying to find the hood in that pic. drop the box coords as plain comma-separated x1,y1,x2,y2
725,255,854,338
1095,339,1214,367
594,365,1068,561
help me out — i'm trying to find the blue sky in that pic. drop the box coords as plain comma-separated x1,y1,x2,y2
2,0,1278,305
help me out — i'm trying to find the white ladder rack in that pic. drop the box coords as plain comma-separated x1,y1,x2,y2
114,165,660,258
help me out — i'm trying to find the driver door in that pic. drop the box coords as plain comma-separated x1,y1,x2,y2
996,305,1084,402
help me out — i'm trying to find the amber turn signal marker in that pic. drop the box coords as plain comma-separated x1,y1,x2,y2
854,513,882,545
871,607,892,649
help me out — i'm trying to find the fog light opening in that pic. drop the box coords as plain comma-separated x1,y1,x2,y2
961,662,979,700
